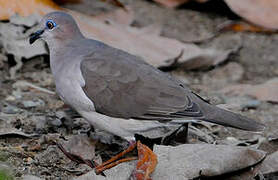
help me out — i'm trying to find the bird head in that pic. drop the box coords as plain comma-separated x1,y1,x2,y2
29,11,83,45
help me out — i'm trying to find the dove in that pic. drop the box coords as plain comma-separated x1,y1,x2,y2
30,11,265,174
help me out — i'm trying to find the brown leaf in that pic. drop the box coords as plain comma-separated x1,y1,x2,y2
57,135,100,171
224,0,278,30
57,142,96,169
134,141,158,180
260,150,278,175
61,134,96,160
220,78,278,103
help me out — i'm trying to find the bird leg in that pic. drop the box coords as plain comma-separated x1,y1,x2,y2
95,142,137,174
95,141,158,180
161,123,189,145
95,157,137,174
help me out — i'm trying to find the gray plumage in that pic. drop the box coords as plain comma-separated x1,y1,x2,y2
30,12,265,140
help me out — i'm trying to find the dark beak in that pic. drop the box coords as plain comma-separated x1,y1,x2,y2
29,30,44,44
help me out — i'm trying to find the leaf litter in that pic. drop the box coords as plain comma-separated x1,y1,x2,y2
0,0,239,78
0,0,277,179
220,78,278,103
153,0,278,32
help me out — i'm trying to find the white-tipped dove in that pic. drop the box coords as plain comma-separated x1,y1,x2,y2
30,11,265,174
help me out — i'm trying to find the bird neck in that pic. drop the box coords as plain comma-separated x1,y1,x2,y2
47,34,85,53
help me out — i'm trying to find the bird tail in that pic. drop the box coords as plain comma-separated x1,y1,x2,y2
190,93,265,132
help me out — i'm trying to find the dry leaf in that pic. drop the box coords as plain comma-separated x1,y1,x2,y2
220,78,278,103
152,144,266,179
0,15,47,59
68,9,236,69
0,0,60,20
0,1,234,70
61,134,96,160
260,151,278,175
224,0,278,30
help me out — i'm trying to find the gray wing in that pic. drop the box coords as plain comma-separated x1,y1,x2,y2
80,49,203,121
80,47,265,131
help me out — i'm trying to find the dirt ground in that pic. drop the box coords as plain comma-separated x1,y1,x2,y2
0,0,278,179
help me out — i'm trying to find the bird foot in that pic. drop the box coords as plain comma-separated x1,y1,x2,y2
133,141,158,180
95,142,137,174
95,141,158,180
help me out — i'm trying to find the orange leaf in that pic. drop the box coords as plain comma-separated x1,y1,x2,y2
0,0,60,20
135,141,158,180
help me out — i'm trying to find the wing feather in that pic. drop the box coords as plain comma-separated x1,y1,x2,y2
80,48,203,120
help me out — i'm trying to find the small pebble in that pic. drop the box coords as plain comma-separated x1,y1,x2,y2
22,99,45,108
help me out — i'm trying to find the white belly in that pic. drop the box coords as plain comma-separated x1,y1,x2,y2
79,110,179,140
55,77,95,112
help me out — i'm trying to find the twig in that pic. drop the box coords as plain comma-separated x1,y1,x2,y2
14,80,55,95
56,142,106,176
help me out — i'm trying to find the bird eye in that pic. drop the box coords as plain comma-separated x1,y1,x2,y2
46,20,56,30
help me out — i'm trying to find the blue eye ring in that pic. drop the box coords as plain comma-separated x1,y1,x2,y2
46,20,57,30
